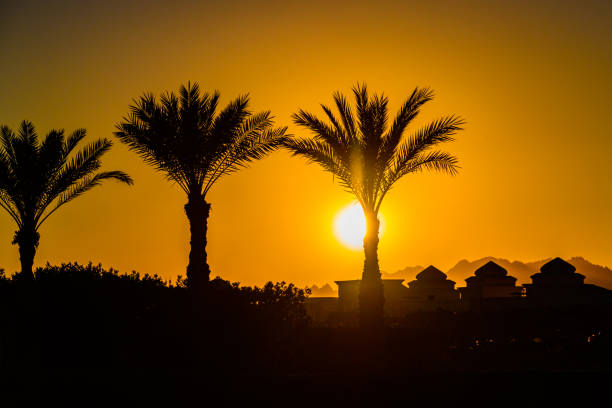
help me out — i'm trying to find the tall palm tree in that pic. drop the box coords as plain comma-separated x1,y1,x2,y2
114,82,288,294
0,121,133,279
284,84,464,329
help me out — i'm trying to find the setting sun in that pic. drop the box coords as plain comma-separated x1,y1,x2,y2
334,202,384,250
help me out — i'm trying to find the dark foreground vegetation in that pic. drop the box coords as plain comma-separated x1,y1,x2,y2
2,263,612,405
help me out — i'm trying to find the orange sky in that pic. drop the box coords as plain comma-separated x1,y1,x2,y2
1,0,611,287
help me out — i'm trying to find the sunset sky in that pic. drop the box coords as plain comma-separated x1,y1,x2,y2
1,0,611,287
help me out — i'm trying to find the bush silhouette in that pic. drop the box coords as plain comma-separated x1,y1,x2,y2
0,262,311,373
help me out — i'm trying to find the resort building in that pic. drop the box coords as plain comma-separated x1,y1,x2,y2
405,265,459,311
458,261,522,300
304,257,612,324
524,257,612,307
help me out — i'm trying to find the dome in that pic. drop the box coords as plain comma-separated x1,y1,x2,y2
474,261,508,277
540,257,576,275
416,265,447,281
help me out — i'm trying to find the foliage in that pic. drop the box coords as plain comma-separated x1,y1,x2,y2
114,82,288,197
0,268,8,290
284,83,463,214
0,121,133,232
245,281,310,327
33,262,168,287
0,262,311,372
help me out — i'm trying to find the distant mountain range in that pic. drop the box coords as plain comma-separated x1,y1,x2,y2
385,257,612,289
308,257,612,296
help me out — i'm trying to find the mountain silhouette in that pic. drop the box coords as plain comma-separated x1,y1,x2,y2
383,257,612,289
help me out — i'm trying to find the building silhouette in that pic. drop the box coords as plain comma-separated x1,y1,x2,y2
305,258,612,324
458,261,522,300
405,265,459,311
524,257,612,307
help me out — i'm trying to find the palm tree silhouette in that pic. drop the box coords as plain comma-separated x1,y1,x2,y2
0,121,133,279
284,84,463,329
115,82,288,294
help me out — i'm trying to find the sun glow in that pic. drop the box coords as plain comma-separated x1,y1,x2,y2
333,202,384,250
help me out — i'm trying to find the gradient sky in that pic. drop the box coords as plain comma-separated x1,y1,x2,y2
1,0,611,287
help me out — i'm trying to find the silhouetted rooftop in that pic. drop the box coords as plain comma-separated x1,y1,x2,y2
474,261,508,277
416,265,448,281
528,257,585,287
540,257,577,275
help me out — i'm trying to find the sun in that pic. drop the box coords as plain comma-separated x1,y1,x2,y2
333,202,384,250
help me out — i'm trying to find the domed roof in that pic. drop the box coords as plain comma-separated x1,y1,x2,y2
474,261,508,277
416,265,447,281
539,257,576,275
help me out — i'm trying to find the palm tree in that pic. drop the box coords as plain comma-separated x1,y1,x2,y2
0,121,133,280
284,84,464,329
114,82,288,294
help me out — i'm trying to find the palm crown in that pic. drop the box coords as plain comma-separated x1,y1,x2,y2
285,84,463,215
115,82,288,198
0,120,133,277
115,82,288,290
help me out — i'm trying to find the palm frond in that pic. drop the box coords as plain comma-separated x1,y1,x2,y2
378,87,434,169
291,109,349,163
115,104,188,192
0,190,22,227
408,115,465,154
320,104,344,136
11,121,40,185
1,126,17,169
39,130,66,172
37,170,133,228
0,127,22,216
384,115,463,185
228,125,288,169
59,138,112,181
64,128,87,156
332,91,357,139
18,120,38,147
353,82,370,139
0,137,16,192
203,112,287,194
377,150,459,212
37,138,114,220
283,138,354,194
410,151,460,175
211,94,250,143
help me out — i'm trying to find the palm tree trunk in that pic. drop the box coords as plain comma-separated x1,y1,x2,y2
13,226,39,280
184,192,211,295
359,211,384,330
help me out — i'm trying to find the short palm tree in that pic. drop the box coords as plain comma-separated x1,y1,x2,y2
284,84,464,329
115,82,288,293
0,121,133,279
